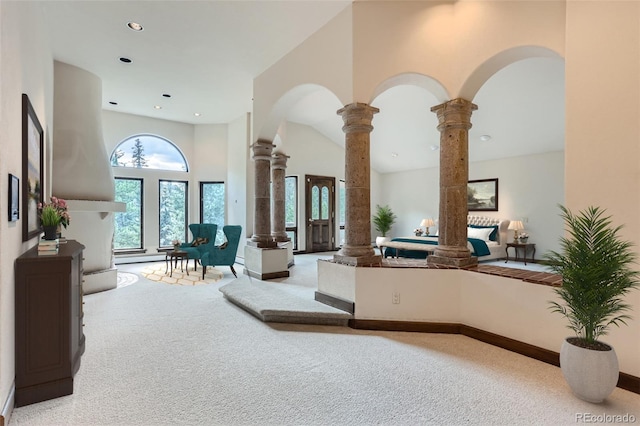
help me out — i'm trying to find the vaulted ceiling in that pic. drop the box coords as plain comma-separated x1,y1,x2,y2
40,1,564,174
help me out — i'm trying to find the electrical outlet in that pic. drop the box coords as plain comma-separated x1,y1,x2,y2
392,292,400,304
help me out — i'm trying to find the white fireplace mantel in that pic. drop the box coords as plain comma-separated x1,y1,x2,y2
66,200,126,213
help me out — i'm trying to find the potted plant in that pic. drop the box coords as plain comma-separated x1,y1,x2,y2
545,205,639,403
372,204,397,248
38,197,70,240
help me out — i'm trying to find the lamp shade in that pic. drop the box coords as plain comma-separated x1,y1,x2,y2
420,218,435,227
508,220,524,231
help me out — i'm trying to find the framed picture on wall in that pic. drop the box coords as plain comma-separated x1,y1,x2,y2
22,94,44,241
9,174,19,222
468,178,498,211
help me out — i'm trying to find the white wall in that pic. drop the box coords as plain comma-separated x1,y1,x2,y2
350,266,638,377
564,0,640,377
253,5,353,140
380,151,564,256
0,0,53,416
227,113,251,257
352,1,566,102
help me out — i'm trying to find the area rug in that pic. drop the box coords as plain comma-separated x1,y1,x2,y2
140,262,224,286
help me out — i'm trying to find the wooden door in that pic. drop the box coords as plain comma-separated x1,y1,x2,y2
305,175,335,252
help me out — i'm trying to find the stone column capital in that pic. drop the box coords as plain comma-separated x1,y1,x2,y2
251,139,274,161
431,98,477,132
337,102,380,134
271,152,290,170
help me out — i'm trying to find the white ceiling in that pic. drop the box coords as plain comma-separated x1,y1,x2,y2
39,1,565,174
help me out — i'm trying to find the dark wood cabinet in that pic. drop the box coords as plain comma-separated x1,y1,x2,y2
15,240,85,407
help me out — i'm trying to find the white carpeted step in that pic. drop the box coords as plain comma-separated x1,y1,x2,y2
220,275,352,326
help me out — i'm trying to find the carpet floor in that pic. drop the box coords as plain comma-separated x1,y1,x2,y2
8,254,640,426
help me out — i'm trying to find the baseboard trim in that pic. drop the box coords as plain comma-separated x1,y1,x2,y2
349,319,640,395
243,269,290,280
314,291,355,314
1,382,15,426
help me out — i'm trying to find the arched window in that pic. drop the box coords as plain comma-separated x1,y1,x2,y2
110,134,188,171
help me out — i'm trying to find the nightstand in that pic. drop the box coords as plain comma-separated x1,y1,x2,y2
505,242,536,265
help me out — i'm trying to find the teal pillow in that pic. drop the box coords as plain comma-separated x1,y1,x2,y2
469,225,498,241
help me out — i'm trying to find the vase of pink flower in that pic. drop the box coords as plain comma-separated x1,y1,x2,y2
38,196,70,239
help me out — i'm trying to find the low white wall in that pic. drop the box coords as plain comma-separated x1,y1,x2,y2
318,265,640,377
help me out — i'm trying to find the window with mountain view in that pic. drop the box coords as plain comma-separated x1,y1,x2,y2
200,181,225,244
114,177,143,250
110,134,188,171
285,176,298,250
159,180,188,247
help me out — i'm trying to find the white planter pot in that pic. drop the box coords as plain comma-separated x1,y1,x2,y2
559,337,619,403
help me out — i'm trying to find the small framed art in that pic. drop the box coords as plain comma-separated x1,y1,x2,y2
468,178,498,211
9,174,19,221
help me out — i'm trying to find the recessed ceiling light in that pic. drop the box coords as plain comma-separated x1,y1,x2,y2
127,22,143,31
194,112,201,117
480,135,492,142
391,152,398,158
119,57,132,63
162,94,171,98
109,101,118,105
154,105,162,110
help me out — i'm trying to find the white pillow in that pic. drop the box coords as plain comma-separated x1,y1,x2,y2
467,226,493,241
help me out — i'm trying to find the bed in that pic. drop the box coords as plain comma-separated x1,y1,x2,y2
382,216,511,261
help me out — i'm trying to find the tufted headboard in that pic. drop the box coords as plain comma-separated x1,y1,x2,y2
467,216,511,245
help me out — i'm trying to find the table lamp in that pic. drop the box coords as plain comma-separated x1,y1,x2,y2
508,220,524,242
420,218,435,236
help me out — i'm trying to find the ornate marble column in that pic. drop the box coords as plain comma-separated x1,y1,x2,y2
271,152,290,243
428,98,478,268
249,139,276,248
333,103,381,266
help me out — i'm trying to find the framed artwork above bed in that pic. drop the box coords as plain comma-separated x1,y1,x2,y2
468,178,498,211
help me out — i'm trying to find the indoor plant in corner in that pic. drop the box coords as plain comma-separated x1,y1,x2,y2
545,205,639,403
373,204,397,249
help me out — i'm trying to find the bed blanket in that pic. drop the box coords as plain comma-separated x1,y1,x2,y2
383,237,491,259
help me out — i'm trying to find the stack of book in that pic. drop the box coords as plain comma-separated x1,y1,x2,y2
38,238,59,255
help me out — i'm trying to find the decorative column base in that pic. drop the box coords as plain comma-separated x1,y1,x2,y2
248,237,277,249
334,243,381,266
244,245,290,280
427,245,478,268
272,233,290,243
278,240,294,268
333,253,381,266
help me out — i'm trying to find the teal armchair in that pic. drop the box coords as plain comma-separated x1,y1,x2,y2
200,225,242,279
179,223,218,272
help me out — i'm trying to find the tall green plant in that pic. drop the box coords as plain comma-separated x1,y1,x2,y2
372,204,397,237
545,205,639,344
40,204,61,227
